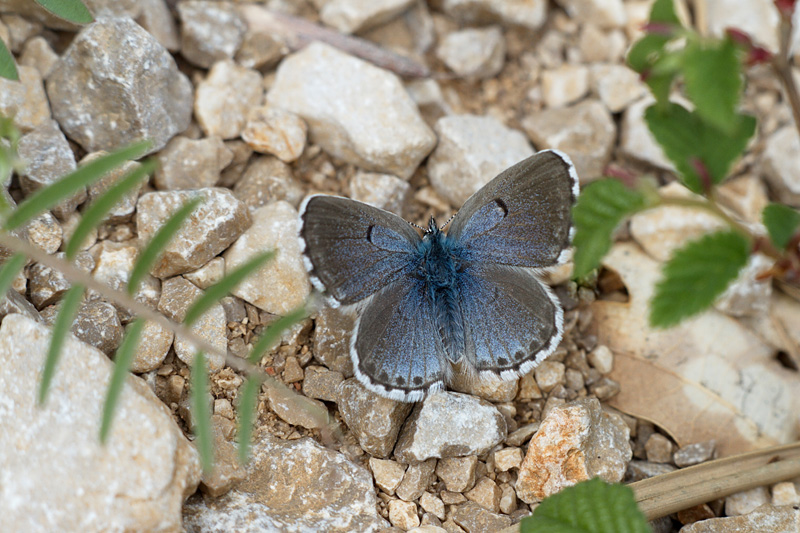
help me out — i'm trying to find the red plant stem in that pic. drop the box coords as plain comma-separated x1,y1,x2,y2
771,15,800,139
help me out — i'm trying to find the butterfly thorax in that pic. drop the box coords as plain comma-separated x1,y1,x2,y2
417,218,466,363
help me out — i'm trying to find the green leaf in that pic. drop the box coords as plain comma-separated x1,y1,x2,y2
644,103,756,193
34,0,93,24
763,203,800,249
682,37,742,134
572,179,648,279
0,39,18,81
0,253,27,297
521,478,651,533
100,318,145,443
237,375,261,463
5,141,151,231
183,251,275,327
65,159,155,260
247,306,308,364
650,230,750,328
649,0,680,24
38,284,84,404
191,351,214,473
628,33,669,74
127,198,201,295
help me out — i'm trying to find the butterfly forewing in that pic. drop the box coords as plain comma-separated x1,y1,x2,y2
447,150,578,268
300,195,421,305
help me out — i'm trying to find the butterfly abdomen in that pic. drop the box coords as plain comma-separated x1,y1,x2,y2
417,229,466,363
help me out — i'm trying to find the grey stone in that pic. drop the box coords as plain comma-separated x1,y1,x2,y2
451,501,512,533
183,257,225,290
17,120,82,219
224,201,310,315
154,136,233,190
0,286,43,323
218,140,254,188
394,393,507,463
369,457,407,495
763,125,800,207
441,0,548,30
554,0,626,28
267,42,436,179
72,299,123,355
199,415,247,497
242,105,307,163
320,0,416,34
436,26,505,79
137,0,180,51
388,499,420,530
265,382,329,429
681,504,800,533
19,37,59,79
337,378,413,458
312,307,355,376
541,65,590,108
465,477,501,513
195,60,263,140
427,114,533,206
522,99,615,183
129,320,173,373
590,63,646,113
177,0,246,68
235,29,284,70
620,97,676,172
28,251,94,309
183,433,388,532
47,17,193,154
82,151,143,223
136,188,252,278
435,456,478,492
0,314,201,532
724,486,771,516
516,398,631,502
349,171,410,215
0,65,51,132
232,156,304,210
674,440,716,468
302,365,345,402
625,459,676,482
395,458,436,501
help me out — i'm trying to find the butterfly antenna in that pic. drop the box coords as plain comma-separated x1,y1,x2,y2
440,213,457,230
408,220,425,231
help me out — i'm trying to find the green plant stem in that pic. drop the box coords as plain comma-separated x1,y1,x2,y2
657,195,783,259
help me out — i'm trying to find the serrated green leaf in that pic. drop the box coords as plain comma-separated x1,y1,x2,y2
682,37,742,134
573,179,648,279
0,39,19,81
183,251,275,327
644,103,755,193
5,141,151,231
127,198,201,295
763,203,800,249
247,306,308,364
0,253,27,297
191,351,214,473
650,230,749,327
521,478,651,533
34,0,93,24
650,0,680,24
65,159,155,260
38,284,84,404
628,33,670,74
100,318,145,443
237,375,261,463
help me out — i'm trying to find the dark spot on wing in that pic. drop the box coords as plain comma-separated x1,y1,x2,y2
492,198,509,217
395,376,405,386
497,357,508,366
413,376,423,385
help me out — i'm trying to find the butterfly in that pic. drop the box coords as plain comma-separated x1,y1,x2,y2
299,150,579,402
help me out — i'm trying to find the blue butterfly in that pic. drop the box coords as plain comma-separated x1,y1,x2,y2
299,150,579,402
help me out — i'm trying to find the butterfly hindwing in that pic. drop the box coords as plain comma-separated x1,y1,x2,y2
299,195,421,305
447,150,578,268
353,279,447,401
459,264,563,378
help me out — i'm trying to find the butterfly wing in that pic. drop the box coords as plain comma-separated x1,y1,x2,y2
459,264,563,378
300,195,422,305
447,149,578,268
352,279,447,401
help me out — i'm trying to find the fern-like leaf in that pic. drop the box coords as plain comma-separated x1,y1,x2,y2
5,141,151,231
65,159,155,259
34,0,93,24
127,198,201,295
38,284,84,404
183,251,274,327
237,375,261,463
100,317,145,443
191,351,214,472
